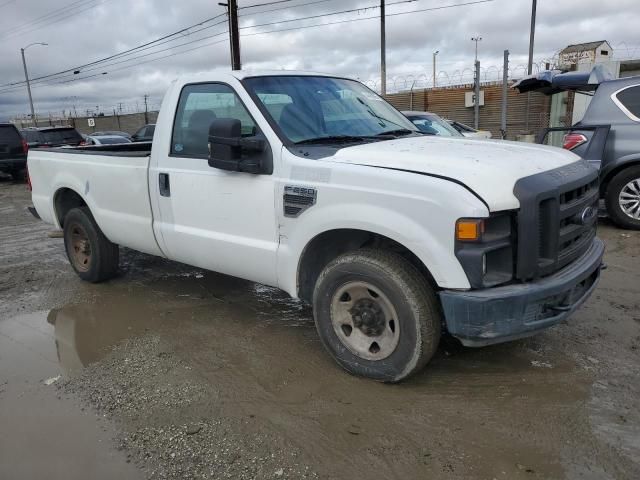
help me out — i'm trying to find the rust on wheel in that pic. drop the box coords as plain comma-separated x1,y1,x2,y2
69,223,92,272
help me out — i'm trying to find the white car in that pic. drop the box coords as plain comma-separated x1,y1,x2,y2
27,70,603,382
448,120,493,139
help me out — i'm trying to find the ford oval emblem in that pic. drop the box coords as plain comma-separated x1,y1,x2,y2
580,206,597,225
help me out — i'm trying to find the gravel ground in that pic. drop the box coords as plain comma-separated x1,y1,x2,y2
1,178,639,479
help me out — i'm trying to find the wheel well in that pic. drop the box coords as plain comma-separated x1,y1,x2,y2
601,160,640,195
54,188,87,227
297,229,437,303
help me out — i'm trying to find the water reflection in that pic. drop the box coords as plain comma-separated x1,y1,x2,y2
47,303,156,374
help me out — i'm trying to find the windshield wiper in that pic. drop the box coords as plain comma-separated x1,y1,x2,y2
295,135,379,145
375,128,414,137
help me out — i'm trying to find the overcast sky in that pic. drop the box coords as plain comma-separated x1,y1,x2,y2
0,0,638,120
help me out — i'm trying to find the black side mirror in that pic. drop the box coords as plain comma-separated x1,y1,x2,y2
208,118,266,174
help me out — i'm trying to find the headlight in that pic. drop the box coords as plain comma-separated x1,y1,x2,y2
455,213,515,288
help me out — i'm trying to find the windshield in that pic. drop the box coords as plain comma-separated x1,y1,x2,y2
243,76,418,143
407,114,462,137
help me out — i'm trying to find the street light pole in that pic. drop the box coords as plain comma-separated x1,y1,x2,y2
20,42,47,127
471,36,482,63
432,50,439,88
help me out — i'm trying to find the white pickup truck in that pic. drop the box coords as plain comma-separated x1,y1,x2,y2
29,71,604,382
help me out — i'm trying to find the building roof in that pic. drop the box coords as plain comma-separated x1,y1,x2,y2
560,41,609,54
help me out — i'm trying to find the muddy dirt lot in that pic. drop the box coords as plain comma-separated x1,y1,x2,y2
1,178,639,480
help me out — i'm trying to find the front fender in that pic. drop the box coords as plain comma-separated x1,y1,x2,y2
276,183,487,297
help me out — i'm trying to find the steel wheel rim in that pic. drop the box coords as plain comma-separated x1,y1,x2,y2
330,281,400,361
69,223,92,272
619,178,640,220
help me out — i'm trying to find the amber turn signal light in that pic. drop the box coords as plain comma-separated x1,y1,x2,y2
456,219,484,241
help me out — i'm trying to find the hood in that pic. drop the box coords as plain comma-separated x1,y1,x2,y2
329,135,581,211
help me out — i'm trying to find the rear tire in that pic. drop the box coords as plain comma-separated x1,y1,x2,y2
63,207,119,282
605,166,640,230
312,249,441,383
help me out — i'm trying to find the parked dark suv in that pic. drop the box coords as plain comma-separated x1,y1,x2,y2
21,126,84,148
515,66,640,229
131,124,155,142
0,123,28,180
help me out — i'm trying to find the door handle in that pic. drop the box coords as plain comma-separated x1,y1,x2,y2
159,173,170,197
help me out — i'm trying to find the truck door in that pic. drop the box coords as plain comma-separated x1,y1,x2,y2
151,82,278,286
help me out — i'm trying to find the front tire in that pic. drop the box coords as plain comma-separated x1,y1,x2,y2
312,249,441,382
63,207,119,282
605,166,640,230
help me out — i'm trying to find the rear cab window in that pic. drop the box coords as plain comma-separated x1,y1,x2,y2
41,128,83,144
614,85,640,121
171,83,257,157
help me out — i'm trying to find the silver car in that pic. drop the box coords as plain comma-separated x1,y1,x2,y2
401,111,463,137
84,135,132,146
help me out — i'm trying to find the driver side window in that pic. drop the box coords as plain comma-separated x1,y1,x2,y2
171,83,256,158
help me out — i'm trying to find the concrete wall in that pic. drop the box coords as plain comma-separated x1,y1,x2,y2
383,82,551,140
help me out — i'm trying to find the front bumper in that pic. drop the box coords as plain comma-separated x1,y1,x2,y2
439,237,604,347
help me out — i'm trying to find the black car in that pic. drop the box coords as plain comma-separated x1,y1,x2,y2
21,126,84,148
131,124,155,142
0,123,28,180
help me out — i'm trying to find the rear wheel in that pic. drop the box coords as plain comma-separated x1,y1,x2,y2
312,249,441,382
63,207,119,282
605,166,640,230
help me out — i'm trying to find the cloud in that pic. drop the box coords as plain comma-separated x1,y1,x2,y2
0,0,638,119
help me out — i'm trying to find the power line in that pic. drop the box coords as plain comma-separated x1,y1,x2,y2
238,0,338,17
0,27,230,94
239,0,306,10
237,0,488,32
0,0,493,95
1,0,108,40
0,13,228,89
239,0,492,35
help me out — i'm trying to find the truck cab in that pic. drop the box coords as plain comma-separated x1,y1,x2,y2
28,71,604,382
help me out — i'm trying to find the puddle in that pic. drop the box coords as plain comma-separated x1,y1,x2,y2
0,310,142,480
47,302,160,374
1,269,603,480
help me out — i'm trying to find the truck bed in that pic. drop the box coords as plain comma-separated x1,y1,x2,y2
28,143,163,258
39,141,152,157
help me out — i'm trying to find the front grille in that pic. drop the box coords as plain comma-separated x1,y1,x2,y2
514,161,599,281
545,178,598,275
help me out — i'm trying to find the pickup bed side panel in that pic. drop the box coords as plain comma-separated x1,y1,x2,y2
29,150,163,257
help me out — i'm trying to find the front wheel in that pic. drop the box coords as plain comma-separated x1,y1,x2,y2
63,207,119,282
312,249,441,383
605,166,640,230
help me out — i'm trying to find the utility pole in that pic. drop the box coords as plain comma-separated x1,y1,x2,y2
474,60,480,129
501,49,509,139
20,42,47,127
432,50,439,88
471,37,482,130
525,0,537,133
219,0,241,70
527,0,537,75
143,94,149,124
380,0,386,95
